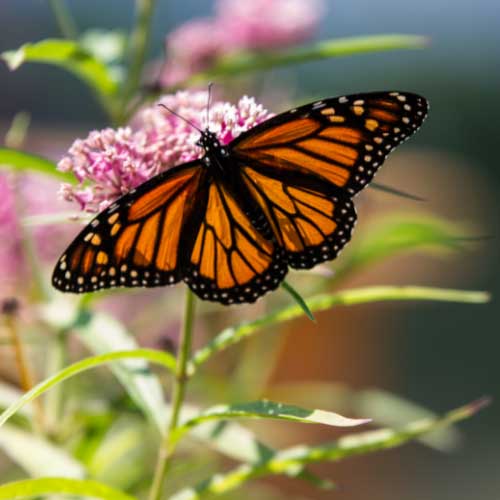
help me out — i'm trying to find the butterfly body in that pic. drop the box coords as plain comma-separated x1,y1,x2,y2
53,91,428,305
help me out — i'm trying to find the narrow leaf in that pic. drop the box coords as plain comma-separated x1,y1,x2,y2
191,286,490,367
0,478,138,500
0,148,75,183
281,281,315,322
189,34,428,81
0,424,86,478
175,400,369,442
0,349,175,430
171,398,490,500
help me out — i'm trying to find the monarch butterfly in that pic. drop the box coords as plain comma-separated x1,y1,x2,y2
53,91,428,305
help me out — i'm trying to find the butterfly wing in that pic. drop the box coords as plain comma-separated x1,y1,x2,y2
229,91,428,268
52,161,207,293
231,91,428,196
183,178,288,304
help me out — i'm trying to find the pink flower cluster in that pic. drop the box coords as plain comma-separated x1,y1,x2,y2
161,0,324,86
58,91,273,212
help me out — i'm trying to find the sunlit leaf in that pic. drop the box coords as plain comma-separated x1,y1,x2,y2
0,424,86,478
171,398,490,500
174,400,369,443
188,34,428,82
0,478,138,500
0,148,75,183
191,286,490,368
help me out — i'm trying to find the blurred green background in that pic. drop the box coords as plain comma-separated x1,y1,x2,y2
1,1,499,499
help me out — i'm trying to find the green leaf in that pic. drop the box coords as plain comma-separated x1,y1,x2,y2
0,148,75,183
0,478,138,500
191,285,490,368
281,281,315,322
0,348,175,430
1,39,119,116
174,400,369,443
170,398,490,500
333,215,467,283
0,424,86,478
189,34,428,82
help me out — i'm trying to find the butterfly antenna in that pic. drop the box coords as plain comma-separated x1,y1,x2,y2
157,103,202,133
206,82,213,130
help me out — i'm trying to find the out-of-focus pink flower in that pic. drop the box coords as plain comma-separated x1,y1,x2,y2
0,173,71,295
59,91,273,212
216,0,324,50
0,175,23,292
161,19,225,87
160,0,324,86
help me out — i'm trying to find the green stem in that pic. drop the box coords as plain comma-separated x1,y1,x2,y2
121,0,156,120
48,0,78,39
148,289,196,500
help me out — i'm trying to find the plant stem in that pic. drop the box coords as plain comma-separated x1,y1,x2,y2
148,289,196,500
121,0,157,120
2,305,45,431
48,0,78,39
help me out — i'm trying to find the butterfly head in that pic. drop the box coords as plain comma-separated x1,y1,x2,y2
196,130,228,157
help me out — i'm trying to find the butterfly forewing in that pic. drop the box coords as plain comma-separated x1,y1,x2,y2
232,91,428,196
52,162,205,293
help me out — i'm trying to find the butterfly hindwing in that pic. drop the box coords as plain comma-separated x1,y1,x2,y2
232,91,428,196
52,161,206,293
237,162,356,269
183,179,288,304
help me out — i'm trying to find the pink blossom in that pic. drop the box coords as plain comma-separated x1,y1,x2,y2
160,0,324,86
59,91,273,212
216,0,324,50
161,19,225,87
